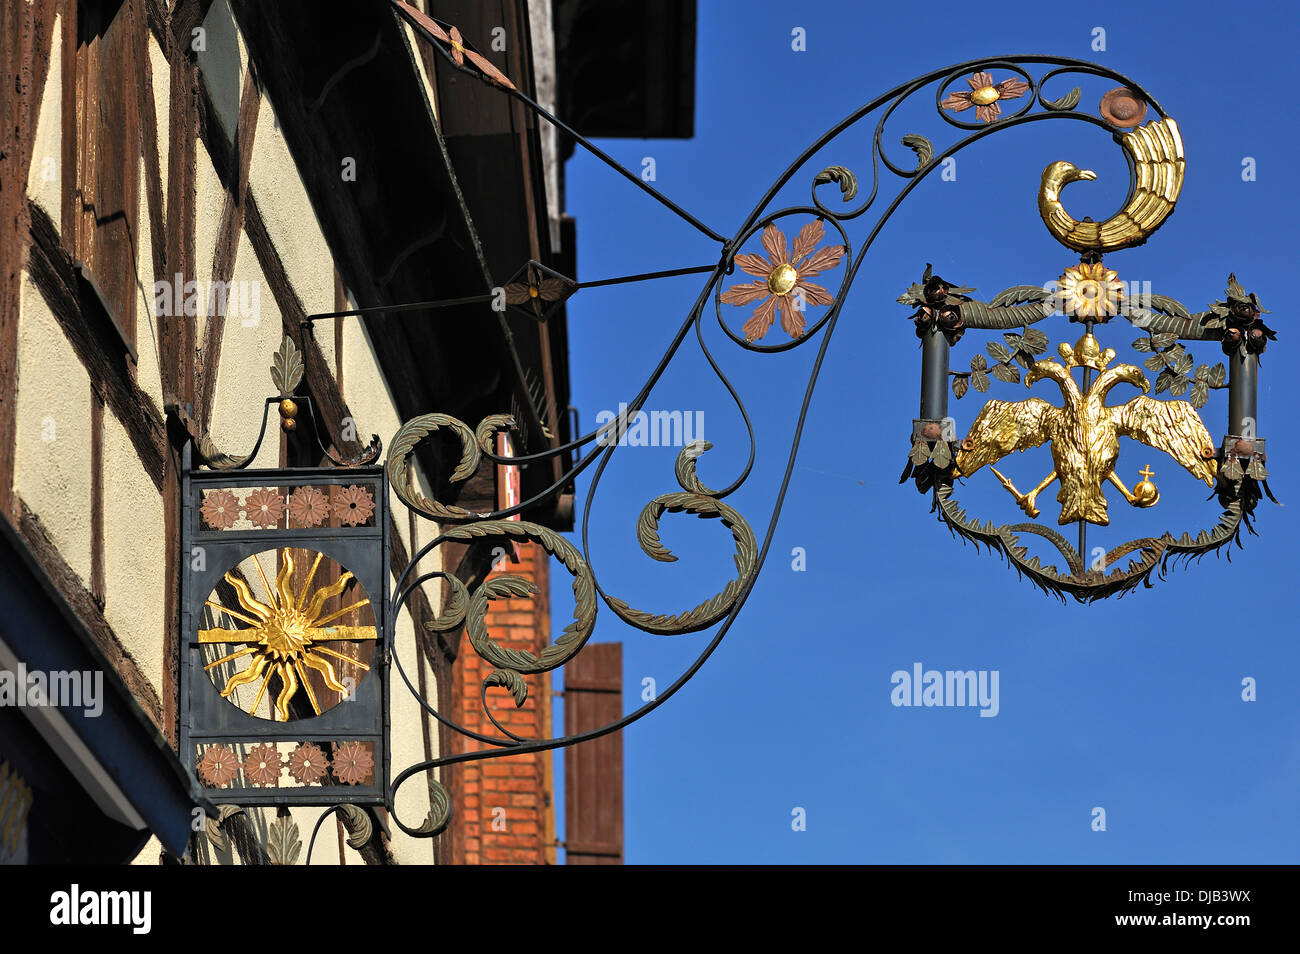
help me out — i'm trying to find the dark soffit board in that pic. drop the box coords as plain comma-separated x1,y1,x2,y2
553,0,696,148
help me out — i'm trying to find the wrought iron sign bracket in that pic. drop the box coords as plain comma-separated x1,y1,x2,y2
173,4,1277,857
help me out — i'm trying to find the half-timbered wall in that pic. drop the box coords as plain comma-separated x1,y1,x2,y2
7,0,457,864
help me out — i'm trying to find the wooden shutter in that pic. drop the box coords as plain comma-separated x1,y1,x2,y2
563,641,623,864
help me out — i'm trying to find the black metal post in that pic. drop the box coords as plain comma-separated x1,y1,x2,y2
1227,352,1258,438
919,328,950,422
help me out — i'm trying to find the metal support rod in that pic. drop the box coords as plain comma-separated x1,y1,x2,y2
1227,352,1258,438
919,328,950,422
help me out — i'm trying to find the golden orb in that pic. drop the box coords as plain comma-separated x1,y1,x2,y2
971,86,1000,106
1132,465,1159,507
767,263,799,296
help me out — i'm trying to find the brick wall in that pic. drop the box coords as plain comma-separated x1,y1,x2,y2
446,541,555,864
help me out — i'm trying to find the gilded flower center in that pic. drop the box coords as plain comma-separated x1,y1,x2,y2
971,86,1000,106
261,613,311,659
768,263,798,296
1076,279,1101,301
528,285,539,299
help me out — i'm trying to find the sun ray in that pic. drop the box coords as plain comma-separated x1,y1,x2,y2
197,627,256,644
220,655,268,697
251,552,275,606
224,572,274,621
250,671,270,716
275,548,296,612
294,660,323,715
311,625,378,641
300,572,355,622
297,552,323,609
204,600,262,627
311,598,371,627
301,652,352,692
311,645,370,671
203,646,257,670
274,661,299,722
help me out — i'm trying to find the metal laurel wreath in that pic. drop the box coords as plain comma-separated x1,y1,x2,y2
220,5,1260,853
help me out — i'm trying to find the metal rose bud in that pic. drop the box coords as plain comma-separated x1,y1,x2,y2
923,275,950,304
1228,298,1259,324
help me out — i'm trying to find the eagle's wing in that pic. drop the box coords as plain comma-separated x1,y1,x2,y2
1110,395,1217,486
955,397,1056,476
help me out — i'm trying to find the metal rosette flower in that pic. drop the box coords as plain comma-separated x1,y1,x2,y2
714,210,851,352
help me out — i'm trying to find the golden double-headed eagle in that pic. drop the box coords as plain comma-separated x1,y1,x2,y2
955,332,1217,526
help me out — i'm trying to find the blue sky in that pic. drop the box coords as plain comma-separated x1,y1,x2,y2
549,0,1298,863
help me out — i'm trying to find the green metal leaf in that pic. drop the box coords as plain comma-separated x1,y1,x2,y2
1246,459,1269,480
971,369,990,392
970,353,987,371
485,668,529,707
1169,373,1190,397
1153,333,1179,350
1144,353,1167,372
1042,86,1081,110
269,336,304,395
1207,362,1226,387
1155,368,1174,394
990,362,1020,384
1020,328,1049,353
266,814,301,866
952,375,970,400
990,286,1051,307
814,165,858,202
900,133,933,169
909,441,931,466
987,341,1012,363
1148,294,1191,321
1173,350,1194,374
930,441,952,469
1131,336,1154,353
1189,382,1209,408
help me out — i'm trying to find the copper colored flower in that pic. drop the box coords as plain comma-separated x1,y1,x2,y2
287,485,330,527
287,742,328,785
332,741,375,786
200,489,240,530
197,745,239,787
720,221,844,343
332,485,375,526
242,743,282,787
941,71,1030,123
243,488,286,529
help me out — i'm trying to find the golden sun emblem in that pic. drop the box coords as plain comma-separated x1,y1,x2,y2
200,548,376,721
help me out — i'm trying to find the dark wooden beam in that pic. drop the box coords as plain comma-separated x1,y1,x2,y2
0,0,56,519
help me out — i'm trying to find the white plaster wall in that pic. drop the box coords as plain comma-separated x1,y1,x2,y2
133,164,165,415
25,13,62,227
14,274,93,585
100,414,166,691
205,229,282,471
